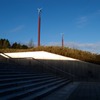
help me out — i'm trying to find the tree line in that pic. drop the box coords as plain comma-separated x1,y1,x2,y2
0,39,28,49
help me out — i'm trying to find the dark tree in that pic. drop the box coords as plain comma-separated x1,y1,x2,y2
11,42,28,49
12,42,21,49
21,45,28,49
0,39,11,49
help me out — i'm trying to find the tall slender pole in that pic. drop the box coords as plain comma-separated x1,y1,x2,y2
38,8,42,47
62,34,64,48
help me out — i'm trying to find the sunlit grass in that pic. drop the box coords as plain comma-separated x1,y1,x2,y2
0,46,100,65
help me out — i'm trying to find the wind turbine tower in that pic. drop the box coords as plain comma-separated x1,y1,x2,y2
37,8,42,46
62,33,64,48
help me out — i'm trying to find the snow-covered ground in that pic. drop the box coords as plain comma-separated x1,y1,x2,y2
0,51,77,61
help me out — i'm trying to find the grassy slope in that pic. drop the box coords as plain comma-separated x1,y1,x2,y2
0,46,100,65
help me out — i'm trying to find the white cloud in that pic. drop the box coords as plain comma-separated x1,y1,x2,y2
77,16,87,24
76,16,88,28
95,9,100,14
9,25,24,33
3,25,24,34
76,9,100,28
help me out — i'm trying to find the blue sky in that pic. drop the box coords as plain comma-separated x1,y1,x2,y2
0,0,100,53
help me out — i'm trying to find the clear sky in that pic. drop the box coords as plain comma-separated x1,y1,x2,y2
0,0,100,53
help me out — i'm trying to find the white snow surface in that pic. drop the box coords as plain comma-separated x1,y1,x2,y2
0,51,77,61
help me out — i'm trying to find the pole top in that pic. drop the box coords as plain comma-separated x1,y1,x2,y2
37,8,42,14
